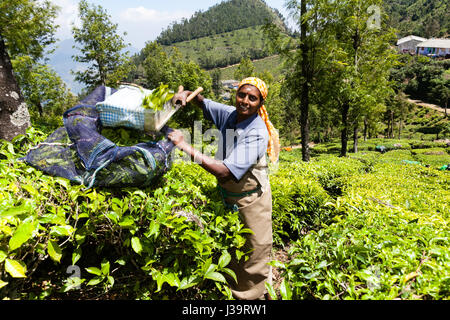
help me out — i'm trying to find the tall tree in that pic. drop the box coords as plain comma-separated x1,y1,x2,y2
234,57,256,80
298,0,311,161
12,55,76,118
72,0,133,90
264,0,337,161
140,41,213,129
0,0,58,141
332,0,397,156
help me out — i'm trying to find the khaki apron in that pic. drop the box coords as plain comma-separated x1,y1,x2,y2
218,156,273,300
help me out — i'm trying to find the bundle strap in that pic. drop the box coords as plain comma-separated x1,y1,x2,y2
217,185,261,212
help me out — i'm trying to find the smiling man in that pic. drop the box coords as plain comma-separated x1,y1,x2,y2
167,77,280,300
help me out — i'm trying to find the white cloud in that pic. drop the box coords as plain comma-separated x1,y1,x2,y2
48,1,193,50
50,0,79,40
118,7,193,49
120,6,189,23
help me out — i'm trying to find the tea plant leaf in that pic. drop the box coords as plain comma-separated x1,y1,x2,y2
205,271,227,283
0,202,32,218
9,218,38,251
131,237,143,254
0,279,8,289
280,278,293,300
218,251,231,269
85,267,102,276
101,261,110,275
221,267,237,284
72,248,82,265
265,282,278,300
5,259,27,278
50,225,74,237
178,275,200,290
0,250,6,263
47,240,63,263
22,184,39,197
107,275,114,287
87,277,103,286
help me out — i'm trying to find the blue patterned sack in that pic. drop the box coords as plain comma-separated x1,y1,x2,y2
22,86,175,189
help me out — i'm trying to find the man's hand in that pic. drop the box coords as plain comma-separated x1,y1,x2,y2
172,89,204,108
167,129,185,147
172,90,191,108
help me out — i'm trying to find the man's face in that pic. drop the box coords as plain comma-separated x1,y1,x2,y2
235,85,262,120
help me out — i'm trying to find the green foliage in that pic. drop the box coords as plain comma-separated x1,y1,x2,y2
233,57,256,81
135,42,213,130
0,128,249,299
11,55,78,127
390,55,450,108
213,54,284,81
160,26,274,70
0,127,449,300
384,0,449,38
141,84,174,111
71,0,134,90
271,146,449,300
0,0,58,59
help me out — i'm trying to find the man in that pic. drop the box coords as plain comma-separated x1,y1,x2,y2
167,77,280,300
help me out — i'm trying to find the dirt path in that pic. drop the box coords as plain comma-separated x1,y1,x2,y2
282,142,316,150
407,98,447,114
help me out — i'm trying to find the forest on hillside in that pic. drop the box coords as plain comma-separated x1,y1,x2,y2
156,0,287,45
383,0,449,37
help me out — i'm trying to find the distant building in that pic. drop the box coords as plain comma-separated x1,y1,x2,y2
221,80,240,90
397,35,427,54
220,80,239,101
416,39,450,58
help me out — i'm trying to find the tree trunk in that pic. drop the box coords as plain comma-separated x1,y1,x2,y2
389,110,394,139
363,117,368,142
340,102,349,157
353,125,358,153
0,36,31,141
300,0,310,162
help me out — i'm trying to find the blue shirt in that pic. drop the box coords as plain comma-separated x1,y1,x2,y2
203,99,269,181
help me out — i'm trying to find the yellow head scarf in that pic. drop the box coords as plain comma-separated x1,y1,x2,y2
238,77,280,163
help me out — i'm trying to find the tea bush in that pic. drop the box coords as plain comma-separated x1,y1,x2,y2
269,155,450,300
1,128,449,300
0,128,250,299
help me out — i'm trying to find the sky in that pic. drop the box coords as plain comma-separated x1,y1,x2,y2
49,0,292,50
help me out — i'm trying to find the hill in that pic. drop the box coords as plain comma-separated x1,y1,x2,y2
163,26,274,70
153,0,290,71
156,0,287,45
384,0,449,38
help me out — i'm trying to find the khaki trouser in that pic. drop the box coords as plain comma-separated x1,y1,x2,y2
219,157,272,300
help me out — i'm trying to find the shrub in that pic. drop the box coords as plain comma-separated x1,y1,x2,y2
0,129,250,300
270,161,450,300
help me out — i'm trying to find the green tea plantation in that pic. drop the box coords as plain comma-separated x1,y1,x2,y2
0,128,449,300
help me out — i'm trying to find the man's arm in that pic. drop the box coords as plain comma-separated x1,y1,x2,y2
168,130,233,183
